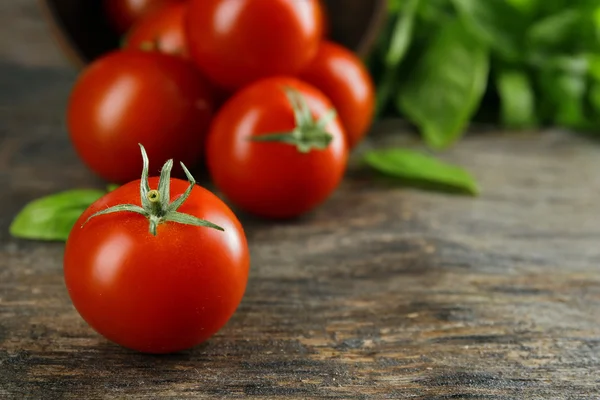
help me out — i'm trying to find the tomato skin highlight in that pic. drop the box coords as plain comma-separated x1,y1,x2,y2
64,177,250,354
67,51,214,184
299,41,376,149
206,77,348,219
125,2,189,58
185,0,324,91
104,0,185,34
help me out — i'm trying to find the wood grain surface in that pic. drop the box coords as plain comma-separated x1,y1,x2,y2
2,1,600,399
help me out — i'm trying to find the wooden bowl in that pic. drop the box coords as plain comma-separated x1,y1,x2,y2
40,0,388,68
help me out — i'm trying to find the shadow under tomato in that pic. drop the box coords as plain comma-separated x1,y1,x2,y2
94,336,211,359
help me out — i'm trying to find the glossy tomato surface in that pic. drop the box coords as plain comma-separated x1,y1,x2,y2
206,77,348,219
64,177,250,354
125,2,189,58
104,0,185,34
300,41,375,149
186,0,324,91
67,51,213,184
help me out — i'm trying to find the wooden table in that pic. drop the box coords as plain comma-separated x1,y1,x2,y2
2,2,600,399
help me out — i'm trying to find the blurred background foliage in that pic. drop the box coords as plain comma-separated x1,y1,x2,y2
369,0,600,149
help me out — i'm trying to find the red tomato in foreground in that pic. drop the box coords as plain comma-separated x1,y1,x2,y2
64,177,250,354
300,41,375,149
103,0,185,34
206,77,348,219
186,0,324,91
125,2,189,58
67,51,214,183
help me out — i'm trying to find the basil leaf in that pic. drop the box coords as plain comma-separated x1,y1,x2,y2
496,70,537,128
589,81,600,115
547,54,590,75
539,71,588,128
396,20,490,149
506,0,540,14
385,0,420,67
588,54,600,80
388,0,402,13
9,189,106,241
526,9,582,50
363,148,479,196
450,0,527,61
376,0,420,117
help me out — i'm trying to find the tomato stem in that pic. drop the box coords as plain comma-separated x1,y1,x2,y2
139,36,162,53
250,86,336,153
147,190,160,203
81,145,225,236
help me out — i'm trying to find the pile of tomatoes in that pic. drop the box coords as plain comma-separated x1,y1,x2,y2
61,0,375,354
68,0,375,219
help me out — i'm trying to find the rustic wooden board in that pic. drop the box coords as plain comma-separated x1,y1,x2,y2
2,61,600,400
2,1,600,399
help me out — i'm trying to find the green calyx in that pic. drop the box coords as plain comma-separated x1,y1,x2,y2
250,86,337,153
81,144,224,236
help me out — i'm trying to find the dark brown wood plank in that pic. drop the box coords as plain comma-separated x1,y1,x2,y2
2,1,600,399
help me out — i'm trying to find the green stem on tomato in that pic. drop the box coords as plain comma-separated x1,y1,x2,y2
81,144,224,236
249,86,336,153
139,36,163,53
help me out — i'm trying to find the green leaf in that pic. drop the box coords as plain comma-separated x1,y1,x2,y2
589,80,600,113
450,0,527,60
385,0,421,67
526,9,583,50
9,189,106,241
106,183,120,192
506,0,540,14
588,80,600,130
545,1,600,51
375,0,420,117
588,54,600,80
548,54,590,75
496,70,537,128
388,0,403,13
396,20,490,149
417,0,454,23
527,52,591,78
528,3,600,52
363,148,479,196
539,70,588,128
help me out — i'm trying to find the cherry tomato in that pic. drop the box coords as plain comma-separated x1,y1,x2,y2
67,51,214,184
64,148,250,354
103,0,185,34
185,0,325,91
299,41,375,149
206,77,348,219
124,2,189,58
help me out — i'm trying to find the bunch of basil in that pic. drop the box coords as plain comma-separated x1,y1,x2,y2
370,0,600,148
